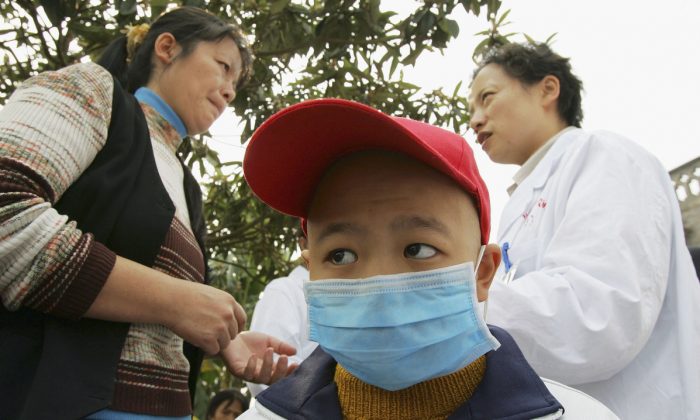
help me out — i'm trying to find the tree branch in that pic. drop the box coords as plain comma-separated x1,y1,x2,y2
15,0,57,67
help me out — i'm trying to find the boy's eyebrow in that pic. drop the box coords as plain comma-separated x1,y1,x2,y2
390,215,451,236
316,222,368,243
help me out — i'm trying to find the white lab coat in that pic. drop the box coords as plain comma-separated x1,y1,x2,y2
488,128,700,419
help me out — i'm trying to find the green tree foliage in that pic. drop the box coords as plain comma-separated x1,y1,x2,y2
1,0,510,416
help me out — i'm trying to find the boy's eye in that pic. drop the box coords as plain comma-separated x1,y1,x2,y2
481,91,493,102
329,249,357,265
404,243,437,259
219,61,230,72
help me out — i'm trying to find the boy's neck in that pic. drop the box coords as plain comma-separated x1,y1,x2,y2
334,355,486,419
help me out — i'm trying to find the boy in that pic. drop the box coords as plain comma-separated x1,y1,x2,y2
239,99,616,419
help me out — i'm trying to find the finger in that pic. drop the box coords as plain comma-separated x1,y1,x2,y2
233,300,247,335
286,363,299,376
257,348,274,384
203,336,220,356
243,354,257,382
217,328,232,353
265,336,297,356
202,341,218,356
269,355,288,384
227,307,239,341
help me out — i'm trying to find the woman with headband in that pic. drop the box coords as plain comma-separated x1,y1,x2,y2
0,7,296,420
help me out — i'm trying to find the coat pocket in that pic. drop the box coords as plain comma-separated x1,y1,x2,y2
506,237,541,280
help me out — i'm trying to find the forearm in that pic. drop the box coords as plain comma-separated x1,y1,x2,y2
84,255,187,326
90,253,249,355
86,255,248,355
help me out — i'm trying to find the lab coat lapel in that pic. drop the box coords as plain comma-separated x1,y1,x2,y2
497,130,580,240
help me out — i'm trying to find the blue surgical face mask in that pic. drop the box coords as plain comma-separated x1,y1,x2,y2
304,253,500,391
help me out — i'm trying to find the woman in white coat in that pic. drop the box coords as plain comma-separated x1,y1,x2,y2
468,42,700,419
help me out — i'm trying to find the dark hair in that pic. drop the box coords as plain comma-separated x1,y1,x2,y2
206,388,249,419
473,42,584,127
98,6,253,93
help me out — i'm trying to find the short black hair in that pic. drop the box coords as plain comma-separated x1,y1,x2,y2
474,42,584,127
206,388,250,419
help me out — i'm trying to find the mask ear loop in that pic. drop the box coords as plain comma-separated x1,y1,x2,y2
483,297,489,321
474,245,489,321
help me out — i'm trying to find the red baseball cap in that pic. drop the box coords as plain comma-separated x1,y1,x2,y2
243,98,491,244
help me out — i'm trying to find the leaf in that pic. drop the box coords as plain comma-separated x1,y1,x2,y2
432,28,449,48
416,11,436,38
397,80,420,90
487,0,502,17
39,0,66,27
368,0,381,24
68,22,108,37
472,37,491,62
410,8,429,24
389,55,399,77
270,0,290,14
497,9,511,26
460,0,476,15
438,18,460,38
452,80,463,97
150,0,169,18
117,0,137,16
323,0,341,13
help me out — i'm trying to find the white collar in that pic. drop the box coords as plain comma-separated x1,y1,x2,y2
507,126,575,196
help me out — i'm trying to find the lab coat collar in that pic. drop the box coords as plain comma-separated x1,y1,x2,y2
508,127,576,196
498,128,583,239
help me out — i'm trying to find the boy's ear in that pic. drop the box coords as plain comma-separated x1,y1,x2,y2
298,235,308,251
476,244,501,302
301,249,311,270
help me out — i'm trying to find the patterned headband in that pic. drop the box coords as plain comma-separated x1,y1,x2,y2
123,23,150,64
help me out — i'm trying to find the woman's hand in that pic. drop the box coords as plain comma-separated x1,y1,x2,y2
165,281,247,355
220,331,298,384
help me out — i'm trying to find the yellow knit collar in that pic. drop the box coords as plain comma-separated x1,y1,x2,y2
334,355,486,420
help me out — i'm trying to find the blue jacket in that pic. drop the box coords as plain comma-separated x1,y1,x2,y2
255,326,564,420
